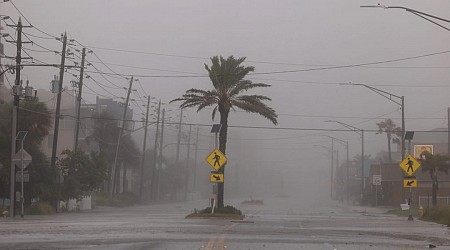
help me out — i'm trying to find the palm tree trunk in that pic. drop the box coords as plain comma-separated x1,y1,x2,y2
432,170,438,206
123,163,127,193
387,134,392,163
218,108,229,208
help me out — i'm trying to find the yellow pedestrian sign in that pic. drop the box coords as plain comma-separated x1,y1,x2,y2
210,173,224,183
403,178,418,188
206,149,227,171
399,154,421,176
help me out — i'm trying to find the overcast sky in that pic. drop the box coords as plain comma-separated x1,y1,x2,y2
1,0,450,191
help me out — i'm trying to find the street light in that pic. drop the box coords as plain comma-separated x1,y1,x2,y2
326,120,365,202
343,83,405,160
361,4,450,32
323,135,349,204
314,144,338,199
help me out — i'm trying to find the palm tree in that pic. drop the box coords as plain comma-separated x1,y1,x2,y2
171,55,278,207
419,152,450,206
376,119,401,163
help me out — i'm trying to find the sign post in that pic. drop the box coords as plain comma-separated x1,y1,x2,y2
373,175,381,207
15,131,30,218
399,153,421,221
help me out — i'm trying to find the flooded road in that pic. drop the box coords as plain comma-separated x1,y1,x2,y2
0,197,449,249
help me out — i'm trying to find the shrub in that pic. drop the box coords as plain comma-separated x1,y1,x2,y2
92,191,139,207
29,201,53,215
422,206,450,225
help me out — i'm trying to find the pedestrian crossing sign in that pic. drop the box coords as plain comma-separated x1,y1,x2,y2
399,154,421,176
206,149,227,171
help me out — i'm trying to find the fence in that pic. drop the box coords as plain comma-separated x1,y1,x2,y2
418,196,450,207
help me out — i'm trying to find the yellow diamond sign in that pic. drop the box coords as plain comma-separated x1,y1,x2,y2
206,149,227,171
399,154,421,176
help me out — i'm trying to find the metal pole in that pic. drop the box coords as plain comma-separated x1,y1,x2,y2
448,107,449,157
20,139,24,218
401,96,405,160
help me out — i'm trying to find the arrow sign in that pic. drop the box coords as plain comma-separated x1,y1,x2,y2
403,178,418,188
210,173,224,183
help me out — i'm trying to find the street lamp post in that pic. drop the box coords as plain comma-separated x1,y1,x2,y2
345,83,405,160
323,135,349,204
314,144,338,199
361,5,450,32
326,120,365,203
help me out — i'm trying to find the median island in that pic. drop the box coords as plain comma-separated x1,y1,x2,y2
186,205,244,220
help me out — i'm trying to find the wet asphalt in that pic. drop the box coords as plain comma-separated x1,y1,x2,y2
0,196,449,249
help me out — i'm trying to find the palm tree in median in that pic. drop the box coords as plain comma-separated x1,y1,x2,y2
171,55,278,207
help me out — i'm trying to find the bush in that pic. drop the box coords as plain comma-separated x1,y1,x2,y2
29,201,53,215
422,206,450,225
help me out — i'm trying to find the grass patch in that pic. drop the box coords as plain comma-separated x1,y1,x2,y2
93,191,140,207
421,206,450,226
28,201,54,215
186,205,244,220
387,207,419,217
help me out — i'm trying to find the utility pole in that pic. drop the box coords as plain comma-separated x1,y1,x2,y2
73,47,86,152
176,108,183,162
151,100,161,201
192,126,199,199
184,125,192,200
330,138,334,199
447,107,449,157
157,108,165,201
9,18,23,217
139,95,151,200
110,76,134,198
50,33,67,169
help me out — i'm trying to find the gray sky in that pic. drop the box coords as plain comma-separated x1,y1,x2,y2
2,0,450,192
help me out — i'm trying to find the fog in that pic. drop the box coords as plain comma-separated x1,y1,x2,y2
1,0,450,202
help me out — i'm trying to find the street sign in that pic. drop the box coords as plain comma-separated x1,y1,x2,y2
15,171,29,183
210,173,224,183
399,154,421,176
372,175,381,186
12,149,32,169
206,148,227,171
403,177,418,188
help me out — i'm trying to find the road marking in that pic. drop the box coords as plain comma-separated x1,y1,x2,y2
202,208,261,249
204,237,215,250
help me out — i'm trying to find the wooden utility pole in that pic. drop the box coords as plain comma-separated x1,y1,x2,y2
50,33,67,169
157,108,165,201
151,100,161,201
73,48,86,151
110,76,134,198
184,125,192,200
176,108,183,162
139,95,151,200
9,18,23,217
